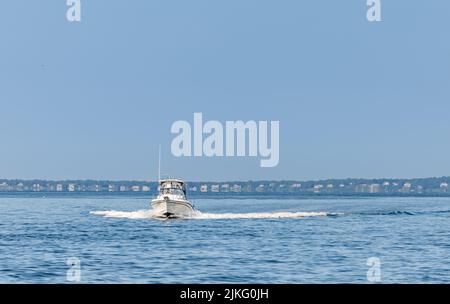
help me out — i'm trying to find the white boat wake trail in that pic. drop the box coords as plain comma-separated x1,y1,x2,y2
90,210,331,220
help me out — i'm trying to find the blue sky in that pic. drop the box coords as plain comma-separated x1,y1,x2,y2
0,1,449,181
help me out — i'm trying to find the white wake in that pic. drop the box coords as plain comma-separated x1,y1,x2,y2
90,209,330,220
90,209,156,219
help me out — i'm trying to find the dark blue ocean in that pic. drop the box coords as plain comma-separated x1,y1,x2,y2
1,194,450,283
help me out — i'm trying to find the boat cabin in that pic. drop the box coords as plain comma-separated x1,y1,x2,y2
158,179,187,197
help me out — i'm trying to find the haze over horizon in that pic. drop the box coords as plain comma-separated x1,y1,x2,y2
1,1,450,181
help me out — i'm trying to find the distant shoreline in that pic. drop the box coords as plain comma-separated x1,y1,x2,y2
2,177,450,196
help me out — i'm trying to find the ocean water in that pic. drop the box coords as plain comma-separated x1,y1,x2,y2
1,194,450,283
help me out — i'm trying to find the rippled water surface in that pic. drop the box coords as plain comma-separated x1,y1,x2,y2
1,195,450,283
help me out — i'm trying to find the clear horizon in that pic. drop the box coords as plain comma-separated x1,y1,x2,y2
1,1,450,181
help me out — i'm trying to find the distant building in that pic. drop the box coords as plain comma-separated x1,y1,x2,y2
221,184,230,192
68,184,76,192
369,184,380,193
401,183,412,193
200,185,208,193
131,185,140,192
256,184,265,192
243,184,252,192
189,186,197,192
231,184,241,193
56,184,63,192
0,182,9,191
211,185,220,192
87,184,100,192
142,185,151,192
355,184,370,193
278,184,287,192
290,183,301,192
313,184,323,193
440,183,448,192
119,185,128,192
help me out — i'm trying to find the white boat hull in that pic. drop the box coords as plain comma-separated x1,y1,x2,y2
151,199,195,218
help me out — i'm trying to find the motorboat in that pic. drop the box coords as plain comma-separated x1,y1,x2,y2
151,179,196,218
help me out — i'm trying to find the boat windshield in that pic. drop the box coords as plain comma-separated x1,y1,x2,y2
161,188,185,196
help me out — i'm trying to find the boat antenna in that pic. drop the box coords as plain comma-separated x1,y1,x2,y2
158,144,161,183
